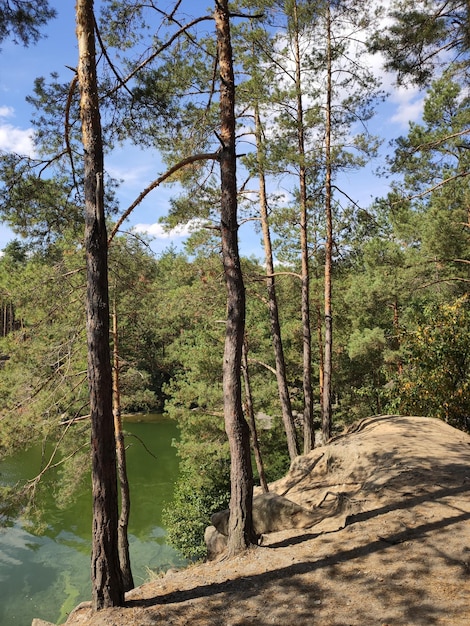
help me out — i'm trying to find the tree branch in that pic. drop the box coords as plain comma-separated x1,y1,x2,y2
392,170,470,205
105,15,214,97
406,128,470,156
247,358,277,376
108,151,220,244
264,270,302,280
93,14,133,98
64,73,79,188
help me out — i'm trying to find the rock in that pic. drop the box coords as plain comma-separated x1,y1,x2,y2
211,492,332,537
204,524,228,560
31,620,56,626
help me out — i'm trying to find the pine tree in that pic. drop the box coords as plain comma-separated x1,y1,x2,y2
215,0,256,556
370,0,470,86
76,0,124,609
0,0,55,46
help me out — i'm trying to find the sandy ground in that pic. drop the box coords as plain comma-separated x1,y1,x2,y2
58,415,470,626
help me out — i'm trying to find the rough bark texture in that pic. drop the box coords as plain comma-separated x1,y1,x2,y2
76,0,124,610
322,4,333,444
112,306,134,592
316,303,324,403
255,104,299,461
292,0,315,454
242,341,269,493
215,0,256,556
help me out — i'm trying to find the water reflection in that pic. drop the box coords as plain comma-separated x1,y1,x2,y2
0,415,185,625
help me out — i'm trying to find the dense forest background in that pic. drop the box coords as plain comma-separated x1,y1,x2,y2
0,0,469,567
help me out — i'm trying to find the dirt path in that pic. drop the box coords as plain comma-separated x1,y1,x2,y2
60,416,470,626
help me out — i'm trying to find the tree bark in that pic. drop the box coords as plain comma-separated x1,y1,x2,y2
112,303,134,592
76,0,124,609
242,340,269,493
292,0,315,454
316,302,324,404
322,3,333,444
254,103,299,461
215,0,256,556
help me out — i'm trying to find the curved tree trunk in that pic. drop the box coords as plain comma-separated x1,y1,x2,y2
215,0,256,556
76,0,123,610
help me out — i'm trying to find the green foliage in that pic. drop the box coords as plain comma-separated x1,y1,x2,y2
163,460,230,561
369,0,470,86
0,156,82,248
2,1,470,564
255,418,291,482
389,296,470,431
158,251,301,557
0,484,26,523
0,243,87,452
53,442,90,510
0,0,56,47
119,368,159,413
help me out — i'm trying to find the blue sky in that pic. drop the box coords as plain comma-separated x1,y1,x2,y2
0,1,424,258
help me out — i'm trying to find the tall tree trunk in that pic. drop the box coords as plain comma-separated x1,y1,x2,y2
254,103,299,461
1,301,14,336
76,0,124,609
242,340,269,493
322,3,333,444
215,0,256,556
316,302,324,403
293,0,315,454
391,297,403,375
112,302,134,592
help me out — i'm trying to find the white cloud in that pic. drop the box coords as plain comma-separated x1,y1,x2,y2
106,162,154,188
0,106,14,118
133,218,207,239
0,106,36,156
358,46,424,128
389,87,425,127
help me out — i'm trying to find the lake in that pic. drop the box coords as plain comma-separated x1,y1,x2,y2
0,414,185,626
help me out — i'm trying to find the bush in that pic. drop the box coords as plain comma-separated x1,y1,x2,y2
163,474,230,561
390,295,470,432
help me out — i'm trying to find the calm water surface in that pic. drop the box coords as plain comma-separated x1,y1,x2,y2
0,415,185,626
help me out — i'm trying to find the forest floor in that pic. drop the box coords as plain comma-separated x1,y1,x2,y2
59,415,470,626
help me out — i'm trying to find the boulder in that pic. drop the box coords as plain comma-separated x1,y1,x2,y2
211,492,329,537
204,524,228,560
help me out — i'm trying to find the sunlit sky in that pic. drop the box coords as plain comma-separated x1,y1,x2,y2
0,1,424,258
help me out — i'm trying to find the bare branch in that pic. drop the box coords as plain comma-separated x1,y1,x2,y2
108,151,220,243
417,277,470,289
93,14,133,98
64,73,79,187
247,358,276,375
26,420,82,488
392,170,470,205
125,432,158,460
38,149,69,176
406,128,470,156
168,0,182,21
60,414,91,425
264,270,302,280
106,15,214,97
332,184,363,210
239,216,260,226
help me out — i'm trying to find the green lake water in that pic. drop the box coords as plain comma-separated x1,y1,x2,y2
0,415,185,626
